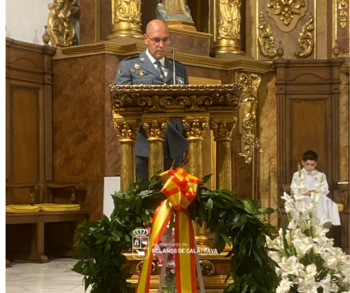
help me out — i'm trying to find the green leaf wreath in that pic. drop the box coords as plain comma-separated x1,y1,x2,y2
72,174,279,293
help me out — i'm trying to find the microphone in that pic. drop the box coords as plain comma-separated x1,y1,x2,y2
172,47,176,85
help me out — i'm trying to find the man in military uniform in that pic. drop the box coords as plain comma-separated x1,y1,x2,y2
116,19,188,181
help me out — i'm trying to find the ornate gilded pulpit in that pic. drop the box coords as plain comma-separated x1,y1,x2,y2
110,84,241,189
110,83,241,290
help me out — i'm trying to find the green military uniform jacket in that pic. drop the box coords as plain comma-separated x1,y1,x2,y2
115,50,188,160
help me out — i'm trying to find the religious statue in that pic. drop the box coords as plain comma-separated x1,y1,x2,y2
47,0,79,47
218,0,241,40
115,0,141,25
156,0,193,22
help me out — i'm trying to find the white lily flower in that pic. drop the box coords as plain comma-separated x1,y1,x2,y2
297,276,319,293
292,239,313,258
288,219,298,230
318,274,337,293
274,174,350,293
278,256,301,278
276,278,293,293
324,257,338,271
281,192,294,203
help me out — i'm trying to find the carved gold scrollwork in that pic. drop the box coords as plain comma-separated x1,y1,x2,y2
138,96,174,112
135,95,214,112
199,260,216,276
210,119,237,142
108,0,143,40
237,72,261,164
339,0,349,28
112,93,134,108
113,120,140,141
258,12,277,58
239,73,261,102
218,0,242,40
212,0,245,57
183,118,208,139
115,0,141,25
241,133,261,164
175,95,213,112
295,14,314,58
143,119,168,140
212,92,239,107
110,84,241,113
267,0,305,26
47,0,79,47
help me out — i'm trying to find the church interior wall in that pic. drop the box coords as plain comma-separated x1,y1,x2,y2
5,0,350,260
6,0,53,44
6,0,80,45
52,53,126,221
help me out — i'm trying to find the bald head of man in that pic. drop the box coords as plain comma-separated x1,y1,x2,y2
144,19,170,60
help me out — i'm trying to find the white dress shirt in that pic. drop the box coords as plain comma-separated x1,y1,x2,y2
145,49,168,77
290,168,341,225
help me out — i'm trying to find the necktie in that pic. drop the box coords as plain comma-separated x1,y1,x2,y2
155,61,165,81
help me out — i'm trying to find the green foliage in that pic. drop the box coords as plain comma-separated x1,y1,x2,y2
72,176,164,293
73,173,279,293
72,217,134,293
188,177,279,293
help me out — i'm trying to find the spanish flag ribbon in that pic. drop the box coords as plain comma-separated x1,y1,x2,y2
135,167,202,293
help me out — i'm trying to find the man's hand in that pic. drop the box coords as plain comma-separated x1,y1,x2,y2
182,151,189,166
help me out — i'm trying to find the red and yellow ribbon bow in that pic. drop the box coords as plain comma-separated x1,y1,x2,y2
135,167,202,293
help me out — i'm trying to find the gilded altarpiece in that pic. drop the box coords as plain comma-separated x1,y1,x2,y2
256,0,317,60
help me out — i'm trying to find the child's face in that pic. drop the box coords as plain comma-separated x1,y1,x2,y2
302,160,318,173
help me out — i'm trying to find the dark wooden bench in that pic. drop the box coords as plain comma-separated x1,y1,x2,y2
6,182,88,265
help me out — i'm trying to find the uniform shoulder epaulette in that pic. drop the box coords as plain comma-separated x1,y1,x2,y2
123,54,139,61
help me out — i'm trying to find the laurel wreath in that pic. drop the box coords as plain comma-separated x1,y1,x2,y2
73,174,279,293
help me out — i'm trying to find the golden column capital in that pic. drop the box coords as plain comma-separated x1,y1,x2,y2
182,116,208,141
210,117,237,142
113,118,140,142
142,119,169,141
212,0,245,59
106,0,143,42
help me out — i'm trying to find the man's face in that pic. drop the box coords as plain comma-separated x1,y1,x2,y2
302,160,317,173
144,23,169,60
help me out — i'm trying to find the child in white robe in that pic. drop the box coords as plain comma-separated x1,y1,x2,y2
290,150,341,226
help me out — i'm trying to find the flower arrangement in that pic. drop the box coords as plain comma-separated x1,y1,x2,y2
267,166,350,293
